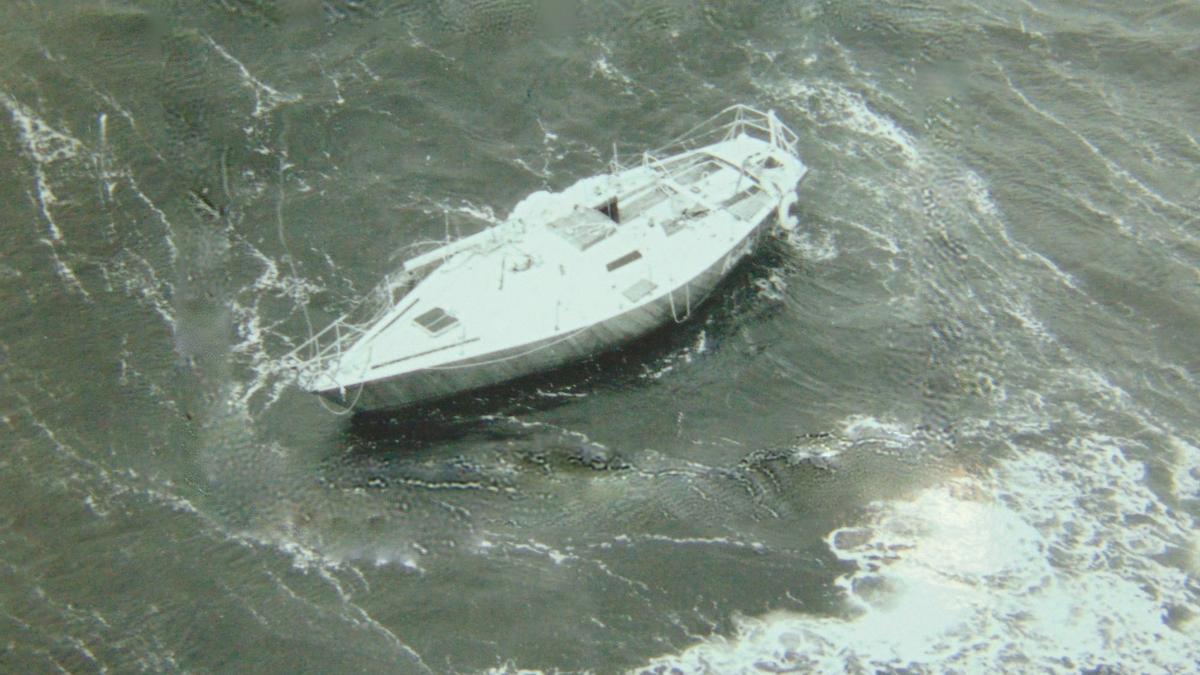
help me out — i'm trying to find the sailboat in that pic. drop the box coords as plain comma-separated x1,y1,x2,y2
286,104,808,412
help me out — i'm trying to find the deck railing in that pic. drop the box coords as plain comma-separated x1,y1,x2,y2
282,271,409,384
652,104,799,158
283,316,366,383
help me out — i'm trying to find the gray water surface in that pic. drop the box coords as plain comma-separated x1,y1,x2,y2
2,1,1198,672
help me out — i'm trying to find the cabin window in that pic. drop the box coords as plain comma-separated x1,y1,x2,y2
764,156,783,169
606,250,642,272
596,196,620,223
413,307,459,335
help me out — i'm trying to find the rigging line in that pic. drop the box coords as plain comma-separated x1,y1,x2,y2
272,129,359,414
275,148,317,359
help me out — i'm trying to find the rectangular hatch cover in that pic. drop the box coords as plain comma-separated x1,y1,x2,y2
413,307,459,335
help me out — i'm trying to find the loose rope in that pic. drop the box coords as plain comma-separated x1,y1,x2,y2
275,154,317,355
317,381,364,415
306,336,375,416
275,148,366,416
668,283,692,323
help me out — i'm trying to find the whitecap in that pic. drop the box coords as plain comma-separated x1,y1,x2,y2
638,432,1200,673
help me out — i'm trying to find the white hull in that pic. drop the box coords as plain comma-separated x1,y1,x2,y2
321,216,770,410
287,105,807,413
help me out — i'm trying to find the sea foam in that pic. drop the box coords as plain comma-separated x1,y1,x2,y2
638,428,1199,673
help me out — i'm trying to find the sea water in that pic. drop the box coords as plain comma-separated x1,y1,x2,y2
1,1,1197,672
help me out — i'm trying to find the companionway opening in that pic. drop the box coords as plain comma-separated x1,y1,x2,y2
597,196,620,223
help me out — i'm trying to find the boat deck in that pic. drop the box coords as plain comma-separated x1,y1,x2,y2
306,135,793,394
289,105,807,408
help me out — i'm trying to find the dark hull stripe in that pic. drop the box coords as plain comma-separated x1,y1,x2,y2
371,337,481,370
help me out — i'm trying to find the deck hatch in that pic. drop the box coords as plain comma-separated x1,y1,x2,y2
549,208,617,250
620,184,675,222
623,279,657,302
673,160,723,187
725,187,773,222
413,307,459,335
606,250,643,272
